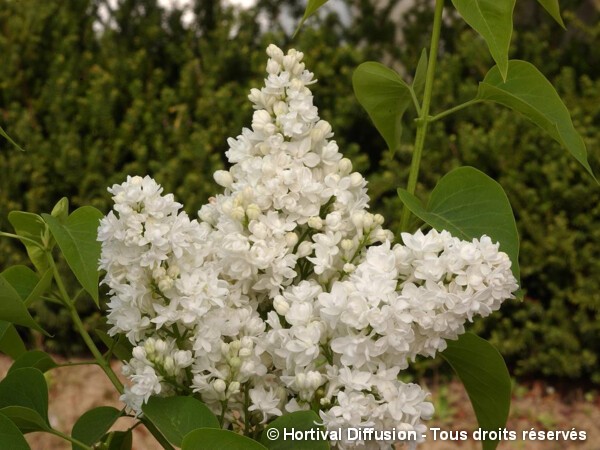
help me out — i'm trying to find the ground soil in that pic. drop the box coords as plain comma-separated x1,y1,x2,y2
1,355,598,450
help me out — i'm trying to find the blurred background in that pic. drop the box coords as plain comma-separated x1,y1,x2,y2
0,0,599,392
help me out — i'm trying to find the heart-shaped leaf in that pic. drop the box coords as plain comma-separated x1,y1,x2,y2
261,411,328,450
441,333,511,450
451,0,515,80
142,396,220,447
0,413,31,449
43,207,104,305
398,166,520,281
183,429,268,450
477,60,595,179
0,368,50,433
72,406,122,450
0,322,26,359
353,62,412,153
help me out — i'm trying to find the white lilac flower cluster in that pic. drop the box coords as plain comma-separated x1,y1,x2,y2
98,45,518,449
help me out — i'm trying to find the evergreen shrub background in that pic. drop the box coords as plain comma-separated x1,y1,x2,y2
0,0,598,382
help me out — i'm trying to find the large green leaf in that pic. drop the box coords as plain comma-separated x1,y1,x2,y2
71,406,122,450
142,396,220,447
451,0,515,80
2,266,53,308
0,368,49,433
42,206,104,305
261,411,328,450
397,166,520,281
0,273,48,335
536,0,565,28
8,212,49,273
477,60,595,179
441,333,511,450
353,62,412,153
8,351,57,373
182,429,267,450
295,0,329,35
0,322,26,359
0,413,31,449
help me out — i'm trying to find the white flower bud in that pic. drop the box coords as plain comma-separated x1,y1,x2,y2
231,206,246,221
154,339,167,355
350,172,364,187
273,101,288,116
228,381,241,395
340,239,354,252
163,356,175,374
306,371,323,389
158,276,173,292
266,44,284,62
246,203,261,221
351,211,364,229
373,214,385,226
152,266,166,280
167,265,180,278
363,213,374,230
343,263,356,273
239,347,252,358
144,338,156,355
213,379,227,395
230,340,242,353
213,170,233,188
130,176,143,186
241,336,253,349
132,346,146,360
289,78,304,91
338,158,352,175
221,342,230,355
283,54,296,71
248,88,262,104
297,241,313,258
229,356,242,370
295,373,307,389
307,216,323,230
221,198,233,215
285,232,298,248
372,228,388,242
266,59,280,75
273,295,290,315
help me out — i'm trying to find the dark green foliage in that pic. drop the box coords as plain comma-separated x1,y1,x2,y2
0,0,598,382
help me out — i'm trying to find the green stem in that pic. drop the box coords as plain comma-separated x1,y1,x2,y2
56,361,99,368
49,429,93,450
429,98,482,122
400,0,445,232
0,231,43,248
47,254,124,393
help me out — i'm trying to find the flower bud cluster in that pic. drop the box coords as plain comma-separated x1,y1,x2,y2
99,46,518,449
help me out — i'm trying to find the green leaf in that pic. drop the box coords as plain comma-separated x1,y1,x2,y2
0,407,50,433
451,0,515,80
412,49,428,100
0,368,49,433
9,351,57,373
261,411,328,450
0,273,49,335
477,60,595,179
295,0,329,35
72,406,122,450
0,413,31,449
8,212,49,273
42,206,104,305
0,322,27,359
353,62,412,153
441,333,511,450
1,266,39,300
23,269,53,307
0,125,25,152
95,330,133,361
103,430,133,450
142,396,220,447
536,0,565,28
397,166,520,281
183,429,268,450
